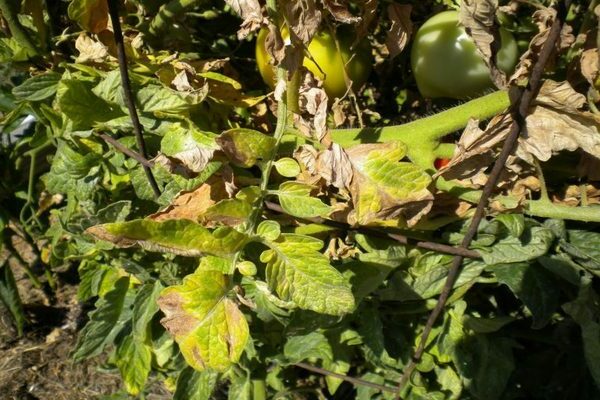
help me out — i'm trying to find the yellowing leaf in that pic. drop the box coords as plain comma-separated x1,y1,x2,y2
68,0,109,33
217,128,276,167
158,269,249,371
346,141,433,226
276,181,331,218
261,234,355,315
86,219,248,257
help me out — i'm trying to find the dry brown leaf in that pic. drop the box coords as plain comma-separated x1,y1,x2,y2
509,7,574,85
355,0,377,40
581,49,599,87
149,177,230,222
517,81,600,163
225,0,264,39
316,143,353,193
75,33,110,63
385,4,412,59
152,146,217,178
459,0,506,87
322,0,361,24
283,0,322,44
293,72,330,142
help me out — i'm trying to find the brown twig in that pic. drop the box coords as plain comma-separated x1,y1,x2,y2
96,132,155,168
264,201,481,259
394,1,571,397
106,0,161,199
295,362,396,393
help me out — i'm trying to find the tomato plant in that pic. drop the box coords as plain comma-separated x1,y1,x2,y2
2,1,600,400
411,10,519,99
255,27,372,99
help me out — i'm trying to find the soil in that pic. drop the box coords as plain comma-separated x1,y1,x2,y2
0,245,170,400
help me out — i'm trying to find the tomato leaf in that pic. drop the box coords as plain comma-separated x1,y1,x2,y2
276,181,331,218
158,268,249,371
217,128,276,167
86,219,249,257
260,234,354,315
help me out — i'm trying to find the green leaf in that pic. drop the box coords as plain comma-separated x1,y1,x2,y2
492,263,559,328
276,181,331,218
274,157,301,177
137,84,189,113
174,368,219,400
158,269,249,371
12,72,61,101
494,213,525,238
564,229,600,271
201,198,252,227
115,335,152,395
216,128,275,167
563,278,600,388
0,262,26,336
73,277,130,360
256,220,281,241
260,234,354,315
57,79,124,130
411,259,487,299
45,140,102,195
475,226,554,265
283,332,333,363
463,315,515,334
132,281,163,341
86,219,249,257
241,278,292,323
346,141,432,225
67,0,109,33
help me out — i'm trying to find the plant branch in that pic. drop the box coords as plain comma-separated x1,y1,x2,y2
295,362,396,393
330,90,510,168
107,0,161,199
0,0,39,55
264,201,481,259
148,0,206,36
394,1,571,397
96,132,155,168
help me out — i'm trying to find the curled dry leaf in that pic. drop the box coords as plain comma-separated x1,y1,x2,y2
322,0,361,24
149,177,230,222
355,0,378,40
75,33,110,63
225,0,264,39
385,4,413,59
581,49,599,87
509,7,574,85
152,147,216,179
459,0,506,87
282,0,322,44
293,73,330,142
517,80,600,163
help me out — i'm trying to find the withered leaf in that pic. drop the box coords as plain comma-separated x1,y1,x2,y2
459,0,506,87
149,177,230,222
385,4,412,59
322,0,361,24
225,0,264,39
345,141,433,226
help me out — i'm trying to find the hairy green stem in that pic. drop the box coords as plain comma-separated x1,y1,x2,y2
0,0,39,54
331,90,510,167
252,379,267,400
149,0,205,36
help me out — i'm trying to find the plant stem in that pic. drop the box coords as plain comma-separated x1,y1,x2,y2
0,0,39,55
330,90,510,167
395,1,571,396
149,0,205,36
252,379,267,400
435,177,600,222
107,0,161,199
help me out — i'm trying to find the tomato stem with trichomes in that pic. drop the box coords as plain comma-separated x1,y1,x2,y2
330,90,510,168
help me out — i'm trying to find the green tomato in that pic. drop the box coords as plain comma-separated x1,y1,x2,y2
411,10,519,99
255,27,372,99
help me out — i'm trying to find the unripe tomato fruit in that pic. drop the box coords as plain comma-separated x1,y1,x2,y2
411,11,519,99
255,27,373,99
